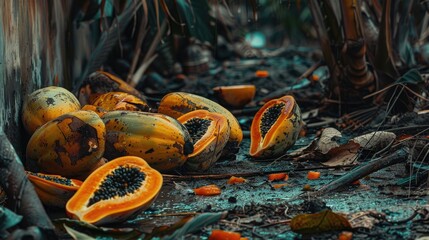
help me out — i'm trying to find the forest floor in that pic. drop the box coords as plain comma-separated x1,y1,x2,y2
53,47,429,239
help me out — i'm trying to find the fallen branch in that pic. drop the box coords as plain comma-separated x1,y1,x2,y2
312,147,409,196
0,131,55,239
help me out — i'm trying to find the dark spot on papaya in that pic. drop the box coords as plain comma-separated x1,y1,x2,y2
53,140,66,167
171,105,194,114
145,148,154,154
172,142,184,155
104,132,127,160
46,98,55,106
65,117,99,165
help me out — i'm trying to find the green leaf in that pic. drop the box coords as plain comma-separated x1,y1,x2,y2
290,209,351,234
396,68,423,85
144,215,194,240
63,224,96,240
162,212,226,240
146,0,216,44
0,207,22,236
54,218,142,240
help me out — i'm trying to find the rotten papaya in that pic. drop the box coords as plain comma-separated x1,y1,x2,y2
26,110,106,177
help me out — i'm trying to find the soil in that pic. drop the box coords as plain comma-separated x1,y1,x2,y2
101,50,429,239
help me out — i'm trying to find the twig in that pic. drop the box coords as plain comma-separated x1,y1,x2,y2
163,165,356,181
311,147,409,197
259,219,291,228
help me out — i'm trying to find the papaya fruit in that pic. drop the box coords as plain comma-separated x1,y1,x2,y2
102,111,194,171
66,156,162,225
78,71,146,105
22,86,81,135
177,110,230,171
212,85,256,108
158,92,242,158
90,92,150,112
249,95,302,158
27,171,82,208
26,110,106,177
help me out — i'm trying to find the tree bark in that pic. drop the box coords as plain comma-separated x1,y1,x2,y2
0,131,56,239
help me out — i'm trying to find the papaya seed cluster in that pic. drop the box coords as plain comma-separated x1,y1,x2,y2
88,166,146,206
184,117,211,143
29,172,73,186
260,103,285,138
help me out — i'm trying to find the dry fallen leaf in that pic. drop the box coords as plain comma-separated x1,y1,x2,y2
351,131,396,151
290,209,351,234
346,210,386,229
322,142,360,166
315,128,342,154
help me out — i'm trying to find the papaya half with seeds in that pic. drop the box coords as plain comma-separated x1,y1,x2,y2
178,110,230,171
158,92,243,158
78,70,146,106
22,86,81,135
66,156,163,225
26,171,82,208
249,95,302,158
26,110,106,177
90,92,150,112
102,111,194,171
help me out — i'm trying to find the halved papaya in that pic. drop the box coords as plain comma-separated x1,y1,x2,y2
27,171,82,208
66,156,163,225
249,95,302,158
177,110,230,171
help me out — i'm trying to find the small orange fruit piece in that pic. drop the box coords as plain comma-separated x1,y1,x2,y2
307,171,321,180
209,229,241,240
255,70,269,78
213,85,256,108
194,185,221,196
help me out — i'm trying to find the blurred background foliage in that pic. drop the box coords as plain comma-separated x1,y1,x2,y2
68,0,429,114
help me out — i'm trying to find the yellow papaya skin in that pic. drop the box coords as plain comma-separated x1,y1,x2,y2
26,110,106,177
249,95,302,158
158,92,242,158
22,86,81,135
102,111,194,171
